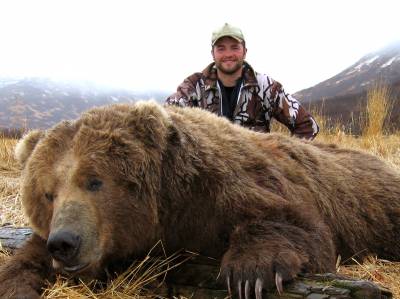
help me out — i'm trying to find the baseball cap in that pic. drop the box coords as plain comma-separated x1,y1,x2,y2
211,23,245,46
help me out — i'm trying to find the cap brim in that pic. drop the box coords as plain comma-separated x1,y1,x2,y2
212,35,243,45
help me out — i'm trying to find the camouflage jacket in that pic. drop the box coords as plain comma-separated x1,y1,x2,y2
166,62,319,139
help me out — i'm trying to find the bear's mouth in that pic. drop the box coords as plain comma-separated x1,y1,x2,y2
53,258,90,274
63,262,90,273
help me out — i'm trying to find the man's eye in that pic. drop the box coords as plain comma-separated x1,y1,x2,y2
45,193,54,202
87,178,103,192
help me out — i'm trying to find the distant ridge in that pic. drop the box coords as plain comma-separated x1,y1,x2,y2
0,77,168,130
292,41,400,134
294,40,400,102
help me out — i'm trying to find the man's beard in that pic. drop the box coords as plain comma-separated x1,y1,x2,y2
215,60,243,75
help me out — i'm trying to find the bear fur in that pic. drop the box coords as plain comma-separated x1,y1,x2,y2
0,101,400,298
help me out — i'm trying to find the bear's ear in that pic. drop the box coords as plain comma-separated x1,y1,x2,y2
130,101,175,146
14,130,45,167
166,122,182,147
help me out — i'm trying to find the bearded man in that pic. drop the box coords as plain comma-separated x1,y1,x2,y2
166,23,319,139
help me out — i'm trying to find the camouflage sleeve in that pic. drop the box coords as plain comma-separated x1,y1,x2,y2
267,80,319,140
165,73,202,107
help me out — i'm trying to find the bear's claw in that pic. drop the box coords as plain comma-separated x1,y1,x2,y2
244,280,250,299
226,273,284,298
227,276,232,297
275,272,283,295
238,279,242,299
255,278,263,299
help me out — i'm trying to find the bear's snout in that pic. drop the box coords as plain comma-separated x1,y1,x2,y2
47,229,81,264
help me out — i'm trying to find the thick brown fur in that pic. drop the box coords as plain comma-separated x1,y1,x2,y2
1,101,400,298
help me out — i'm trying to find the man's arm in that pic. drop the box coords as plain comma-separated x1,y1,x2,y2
165,73,202,107
267,80,319,140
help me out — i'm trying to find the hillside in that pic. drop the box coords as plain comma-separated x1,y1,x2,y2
0,77,168,132
295,41,400,102
294,41,400,133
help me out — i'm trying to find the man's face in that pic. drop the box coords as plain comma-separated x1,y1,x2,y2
212,37,247,75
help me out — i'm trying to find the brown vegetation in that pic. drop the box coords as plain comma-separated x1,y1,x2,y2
303,81,400,135
1,84,400,298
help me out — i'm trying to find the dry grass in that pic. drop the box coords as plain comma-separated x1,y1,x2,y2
273,83,400,168
0,135,26,227
0,135,19,175
338,256,400,298
1,87,400,298
317,83,400,169
42,244,190,299
363,82,393,138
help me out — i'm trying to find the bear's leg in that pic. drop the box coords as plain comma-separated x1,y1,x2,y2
221,216,336,299
0,233,53,299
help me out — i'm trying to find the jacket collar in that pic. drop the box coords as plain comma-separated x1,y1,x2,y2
202,61,258,91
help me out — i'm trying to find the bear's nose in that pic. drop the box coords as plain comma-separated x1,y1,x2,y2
47,230,81,263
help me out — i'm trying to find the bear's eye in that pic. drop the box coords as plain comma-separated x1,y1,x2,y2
87,178,103,192
45,193,54,202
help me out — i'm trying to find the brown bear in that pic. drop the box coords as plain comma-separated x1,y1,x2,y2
0,101,400,299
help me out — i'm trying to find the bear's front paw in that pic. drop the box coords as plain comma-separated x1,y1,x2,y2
221,249,307,298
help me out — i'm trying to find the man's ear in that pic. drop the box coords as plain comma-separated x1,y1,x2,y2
14,130,45,168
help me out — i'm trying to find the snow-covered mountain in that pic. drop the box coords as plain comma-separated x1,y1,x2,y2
0,77,168,131
295,41,400,102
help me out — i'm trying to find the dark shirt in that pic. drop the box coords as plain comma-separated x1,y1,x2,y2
218,78,243,121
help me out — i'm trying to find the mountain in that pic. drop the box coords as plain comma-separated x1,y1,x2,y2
293,41,400,133
0,77,168,132
294,41,400,102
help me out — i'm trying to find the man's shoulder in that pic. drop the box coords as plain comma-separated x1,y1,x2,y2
185,71,204,83
243,62,274,86
184,64,215,85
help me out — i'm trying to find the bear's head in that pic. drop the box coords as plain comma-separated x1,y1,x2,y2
15,102,174,277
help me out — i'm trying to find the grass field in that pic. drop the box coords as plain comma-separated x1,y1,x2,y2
1,86,399,298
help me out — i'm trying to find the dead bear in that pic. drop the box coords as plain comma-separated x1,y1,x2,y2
0,101,399,298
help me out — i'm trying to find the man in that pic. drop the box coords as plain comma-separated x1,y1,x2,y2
166,23,319,139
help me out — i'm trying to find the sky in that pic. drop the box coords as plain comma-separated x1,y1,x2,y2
0,0,399,94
